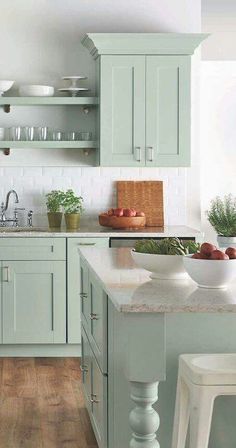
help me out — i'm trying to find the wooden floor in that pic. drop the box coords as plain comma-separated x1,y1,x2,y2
0,358,98,448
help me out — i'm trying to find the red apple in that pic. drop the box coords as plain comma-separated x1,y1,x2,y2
123,208,136,217
136,211,145,217
113,208,124,217
225,247,236,259
192,253,202,259
210,250,229,260
200,242,217,257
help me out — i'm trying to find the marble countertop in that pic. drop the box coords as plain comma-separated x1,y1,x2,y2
0,224,202,238
79,247,236,313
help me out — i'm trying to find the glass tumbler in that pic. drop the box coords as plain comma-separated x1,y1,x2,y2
38,126,48,141
67,131,76,141
9,126,21,141
79,131,92,141
24,126,34,141
52,130,62,141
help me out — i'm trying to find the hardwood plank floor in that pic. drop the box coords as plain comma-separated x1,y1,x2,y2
0,358,98,448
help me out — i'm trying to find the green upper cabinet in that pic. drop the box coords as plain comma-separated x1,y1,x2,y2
145,56,190,167
100,55,145,166
82,33,208,167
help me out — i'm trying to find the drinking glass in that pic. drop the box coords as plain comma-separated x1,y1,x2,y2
9,126,21,141
79,131,92,141
24,126,34,141
52,130,62,141
67,131,76,141
0,128,6,141
38,126,48,141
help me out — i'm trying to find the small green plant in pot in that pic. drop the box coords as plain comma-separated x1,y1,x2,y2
62,189,84,230
206,195,236,248
46,190,64,228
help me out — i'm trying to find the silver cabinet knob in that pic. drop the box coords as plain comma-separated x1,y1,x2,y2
90,313,99,320
80,292,88,298
146,146,154,162
90,393,99,403
80,364,88,373
134,146,141,162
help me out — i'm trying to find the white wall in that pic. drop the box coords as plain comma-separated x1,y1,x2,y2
200,62,236,242
0,0,201,226
202,0,236,60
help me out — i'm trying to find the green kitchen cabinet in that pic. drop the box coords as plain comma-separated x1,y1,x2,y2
2,260,66,344
82,33,207,167
67,238,109,344
99,55,145,166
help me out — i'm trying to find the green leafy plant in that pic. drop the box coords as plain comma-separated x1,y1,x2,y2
46,190,64,213
62,189,84,215
134,238,200,255
206,195,236,237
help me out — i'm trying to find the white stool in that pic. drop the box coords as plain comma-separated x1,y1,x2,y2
172,354,236,448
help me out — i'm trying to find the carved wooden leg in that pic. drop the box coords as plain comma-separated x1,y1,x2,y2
129,381,160,448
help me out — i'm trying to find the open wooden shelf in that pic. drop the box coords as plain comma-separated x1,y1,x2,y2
0,97,98,106
0,141,97,155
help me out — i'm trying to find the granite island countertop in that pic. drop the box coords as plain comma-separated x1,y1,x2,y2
0,224,202,238
79,247,236,313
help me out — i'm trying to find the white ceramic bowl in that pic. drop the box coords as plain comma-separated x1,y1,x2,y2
131,250,187,280
19,85,54,97
183,255,236,289
0,80,14,96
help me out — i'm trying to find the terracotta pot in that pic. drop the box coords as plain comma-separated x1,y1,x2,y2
65,213,80,230
217,236,236,249
47,212,63,228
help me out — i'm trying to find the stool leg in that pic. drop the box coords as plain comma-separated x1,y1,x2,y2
190,386,215,448
172,375,190,448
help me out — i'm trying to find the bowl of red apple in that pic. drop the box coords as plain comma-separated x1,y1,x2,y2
183,243,236,289
99,208,146,229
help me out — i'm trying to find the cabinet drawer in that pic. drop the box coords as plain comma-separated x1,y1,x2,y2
67,237,109,344
0,238,66,260
81,326,107,448
89,271,107,374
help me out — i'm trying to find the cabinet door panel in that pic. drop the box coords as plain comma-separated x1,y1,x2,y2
91,353,107,448
146,56,191,167
68,238,109,344
81,326,92,411
89,272,107,373
2,261,66,344
100,55,145,166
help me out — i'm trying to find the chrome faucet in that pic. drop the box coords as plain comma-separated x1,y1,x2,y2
0,190,23,227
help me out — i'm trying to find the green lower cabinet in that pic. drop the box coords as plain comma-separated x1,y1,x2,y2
67,238,109,344
81,325,107,448
2,260,66,344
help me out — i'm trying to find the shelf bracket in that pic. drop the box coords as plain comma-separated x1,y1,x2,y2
83,106,90,115
3,105,11,113
3,148,10,156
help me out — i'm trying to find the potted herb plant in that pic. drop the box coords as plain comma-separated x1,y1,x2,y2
46,190,64,228
62,189,84,230
206,195,236,248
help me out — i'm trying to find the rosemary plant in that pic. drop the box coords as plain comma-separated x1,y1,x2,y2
206,195,236,237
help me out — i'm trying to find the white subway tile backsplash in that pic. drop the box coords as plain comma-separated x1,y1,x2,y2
1,166,187,226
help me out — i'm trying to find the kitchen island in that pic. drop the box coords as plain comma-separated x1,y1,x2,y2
79,247,236,448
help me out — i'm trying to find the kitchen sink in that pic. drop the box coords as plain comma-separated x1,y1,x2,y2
0,227,48,233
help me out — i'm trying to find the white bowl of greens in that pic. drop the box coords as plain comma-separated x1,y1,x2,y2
131,238,200,280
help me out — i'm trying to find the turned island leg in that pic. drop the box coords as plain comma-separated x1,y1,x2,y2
129,381,160,448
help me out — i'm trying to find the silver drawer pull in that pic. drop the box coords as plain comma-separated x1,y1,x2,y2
134,146,141,162
90,313,99,320
2,266,10,282
90,393,99,404
78,243,96,246
146,146,154,162
80,292,88,298
80,364,88,373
